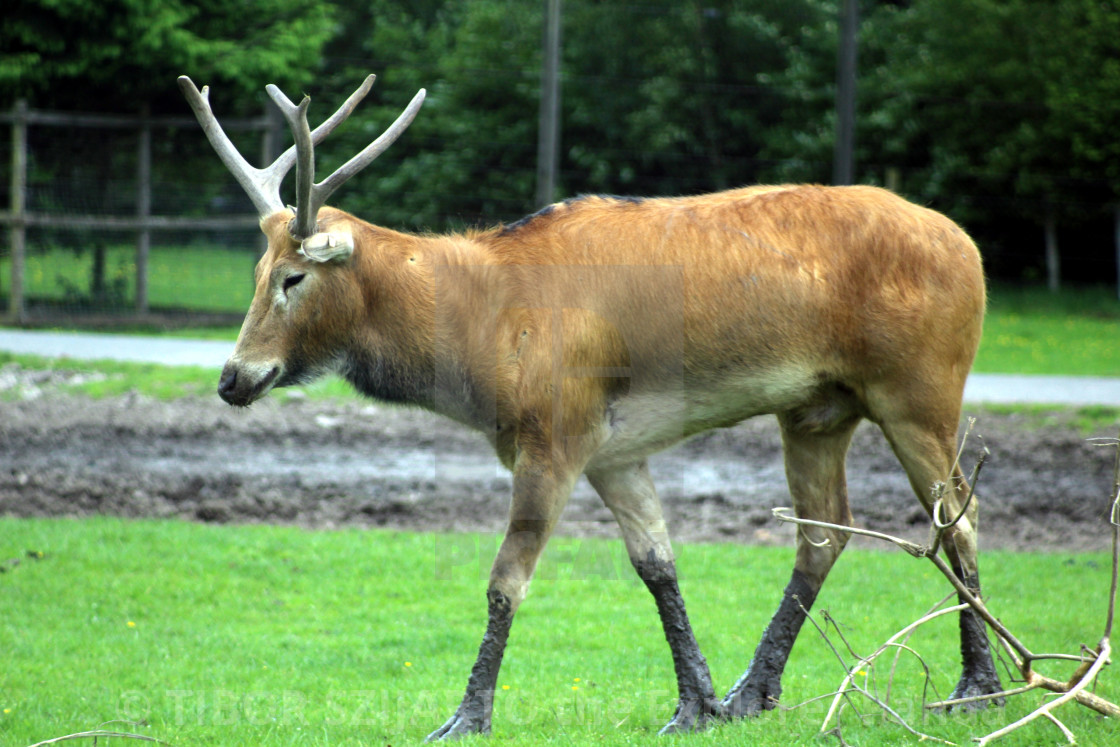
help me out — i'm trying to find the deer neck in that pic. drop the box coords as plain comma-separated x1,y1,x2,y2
343,233,506,433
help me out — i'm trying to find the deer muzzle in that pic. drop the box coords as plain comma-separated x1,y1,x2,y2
217,359,281,407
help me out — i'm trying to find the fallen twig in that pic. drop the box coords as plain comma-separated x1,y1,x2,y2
774,424,1119,744
974,636,1113,745
26,729,171,747
820,603,967,734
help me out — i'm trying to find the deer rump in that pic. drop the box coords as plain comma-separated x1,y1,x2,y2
180,73,1003,739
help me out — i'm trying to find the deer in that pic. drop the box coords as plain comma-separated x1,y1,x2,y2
178,73,1003,739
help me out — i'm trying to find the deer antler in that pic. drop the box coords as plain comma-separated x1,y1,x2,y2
266,81,426,238
178,75,425,236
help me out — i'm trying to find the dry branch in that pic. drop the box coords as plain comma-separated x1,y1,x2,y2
819,603,968,732
974,636,1113,746
773,424,1119,744
25,730,171,747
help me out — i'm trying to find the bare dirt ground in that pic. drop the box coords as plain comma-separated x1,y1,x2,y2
0,364,1116,553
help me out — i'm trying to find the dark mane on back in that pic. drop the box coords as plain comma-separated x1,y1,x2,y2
498,194,647,237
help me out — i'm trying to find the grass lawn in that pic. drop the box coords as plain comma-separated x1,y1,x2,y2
0,350,357,402
0,517,1114,746
1,243,258,314
975,284,1120,376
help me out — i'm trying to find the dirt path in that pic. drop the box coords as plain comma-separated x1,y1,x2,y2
0,367,1116,553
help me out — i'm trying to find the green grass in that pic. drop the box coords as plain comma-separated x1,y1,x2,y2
0,351,219,400
1,243,257,313
0,517,1114,746
975,284,1120,376
0,351,356,402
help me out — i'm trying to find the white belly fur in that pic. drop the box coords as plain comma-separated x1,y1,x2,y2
587,364,817,470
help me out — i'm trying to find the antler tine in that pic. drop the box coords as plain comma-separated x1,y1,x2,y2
266,75,383,238
178,76,285,217
266,85,317,238
312,87,427,215
185,73,425,239
267,80,426,239
179,75,379,225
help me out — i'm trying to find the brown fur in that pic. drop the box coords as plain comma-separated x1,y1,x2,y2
221,184,994,736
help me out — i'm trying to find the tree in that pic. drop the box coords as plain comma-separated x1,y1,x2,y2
1,0,337,115
304,1,841,230
311,0,540,230
760,0,1120,282
562,0,824,197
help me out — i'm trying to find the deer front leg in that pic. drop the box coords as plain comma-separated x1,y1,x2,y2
588,461,723,734
427,456,579,741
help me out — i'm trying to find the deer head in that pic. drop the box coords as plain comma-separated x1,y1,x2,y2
178,74,426,405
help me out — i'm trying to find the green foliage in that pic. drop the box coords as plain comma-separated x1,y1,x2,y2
310,0,542,229
762,0,1120,279
310,1,834,228
0,517,1114,745
1039,0,1120,187
1,0,336,114
4,0,1120,280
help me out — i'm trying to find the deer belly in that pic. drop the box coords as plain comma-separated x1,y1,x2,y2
587,364,818,469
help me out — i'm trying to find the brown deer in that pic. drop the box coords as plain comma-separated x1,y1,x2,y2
179,74,1002,739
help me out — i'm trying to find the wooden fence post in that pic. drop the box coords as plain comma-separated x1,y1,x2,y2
8,99,27,322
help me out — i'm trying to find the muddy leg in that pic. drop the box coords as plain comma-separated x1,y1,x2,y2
427,459,579,741
425,589,513,740
948,567,1004,707
723,414,859,718
938,483,1003,706
588,461,723,734
877,414,1003,708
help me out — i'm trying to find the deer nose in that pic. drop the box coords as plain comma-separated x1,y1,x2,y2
217,366,239,403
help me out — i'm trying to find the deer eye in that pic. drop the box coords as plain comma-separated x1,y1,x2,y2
282,273,306,293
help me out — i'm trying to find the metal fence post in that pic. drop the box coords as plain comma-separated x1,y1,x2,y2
1115,205,1120,301
136,104,152,315
8,99,27,322
535,0,562,208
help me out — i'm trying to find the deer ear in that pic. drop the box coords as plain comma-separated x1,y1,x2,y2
300,229,354,263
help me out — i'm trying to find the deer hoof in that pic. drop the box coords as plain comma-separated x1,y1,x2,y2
425,709,490,741
720,679,780,720
657,696,724,735
942,672,1006,712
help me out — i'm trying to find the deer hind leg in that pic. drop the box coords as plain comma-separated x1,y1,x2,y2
587,460,723,734
723,408,862,718
873,403,1004,708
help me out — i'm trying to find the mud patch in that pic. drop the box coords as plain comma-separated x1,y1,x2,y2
0,387,1116,552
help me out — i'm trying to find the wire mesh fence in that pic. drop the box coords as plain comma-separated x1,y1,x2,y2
0,102,269,325
3,86,1120,328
